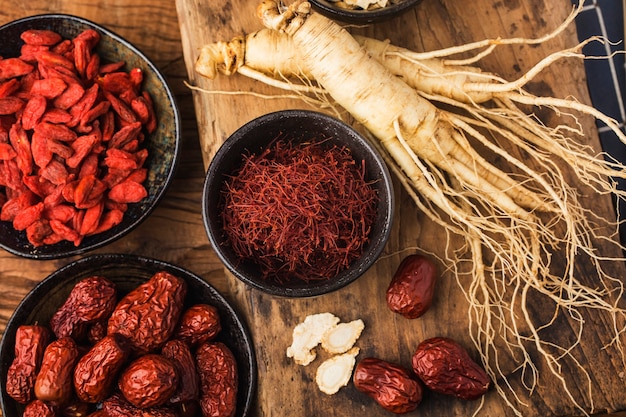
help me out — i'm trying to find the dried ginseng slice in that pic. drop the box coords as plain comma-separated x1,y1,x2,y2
286,312,340,366
315,347,360,395
320,319,364,354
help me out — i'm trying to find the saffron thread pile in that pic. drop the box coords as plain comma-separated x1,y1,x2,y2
220,136,379,283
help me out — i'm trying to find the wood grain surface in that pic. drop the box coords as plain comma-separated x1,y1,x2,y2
1,0,626,416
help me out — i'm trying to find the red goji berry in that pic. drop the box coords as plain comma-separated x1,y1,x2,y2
21,95,47,130
0,79,21,98
0,143,17,160
88,208,123,235
41,108,72,125
20,30,62,46
80,200,104,236
0,97,24,115
0,58,34,79
26,219,53,247
108,180,147,204
13,201,44,231
53,82,85,110
30,77,67,99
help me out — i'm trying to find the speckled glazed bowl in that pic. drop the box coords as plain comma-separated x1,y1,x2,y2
0,253,257,417
202,110,394,298
0,14,180,259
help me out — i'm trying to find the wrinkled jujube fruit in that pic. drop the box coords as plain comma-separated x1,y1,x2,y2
5,324,50,404
73,333,131,403
353,357,422,414
174,303,221,347
34,336,80,405
196,342,238,417
118,354,179,409
386,254,437,319
23,399,57,417
50,275,117,340
107,270,187,354
103,392,178,417
412,337,490,400
161,339,200,404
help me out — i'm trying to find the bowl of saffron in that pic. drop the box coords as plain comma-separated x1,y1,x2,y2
202,110,394,297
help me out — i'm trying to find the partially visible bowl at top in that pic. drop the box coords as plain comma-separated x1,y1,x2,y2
0,14,180,259
202,110,394,298
308,0,424,24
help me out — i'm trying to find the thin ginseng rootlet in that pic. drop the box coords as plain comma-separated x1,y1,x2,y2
192,0,626,414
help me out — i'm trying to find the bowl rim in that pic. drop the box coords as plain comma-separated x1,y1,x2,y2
202,109,394,298
0,253,257,417
0,13,182,260
308,0,423,23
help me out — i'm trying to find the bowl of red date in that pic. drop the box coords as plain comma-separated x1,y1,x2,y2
202,109,394,297
0,14,181,259
0,253,257,417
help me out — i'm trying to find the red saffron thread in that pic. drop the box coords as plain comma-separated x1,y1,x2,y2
219,135,379,283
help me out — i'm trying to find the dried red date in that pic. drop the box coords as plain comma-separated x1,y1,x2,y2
103,392,178,417
386,254,437,319
174,304,221,347
196,342,238,417
107,270,187,353
23,399,58,417
50,275,117,340
6,324,50,404
412,337,490,400
34,337,80,405
118,354,179,409
161,339,200,404
73,333,131,403
353,357,422,414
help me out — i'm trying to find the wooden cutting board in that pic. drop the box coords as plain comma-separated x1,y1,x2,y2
174,0,626,415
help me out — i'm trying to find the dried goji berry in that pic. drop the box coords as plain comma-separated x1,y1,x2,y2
54,82,85,110
0,142,17,160
35,50,75,72
30,77,67,99
31,130,53,168
35,121,78,142
9,122,34,175
66,133,99,169
104,148,138,171
40,159,70,185
13,202,44,231
21,29,63,46
108,180,147,203
41,108,72,124
49,218,81,246
0,58,34,79
80,200,104,236
21,95,47,131
103,90,137,124
19,44,49,63
0,79,21,98
0,97,24,115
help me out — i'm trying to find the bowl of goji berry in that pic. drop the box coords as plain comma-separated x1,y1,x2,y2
0,253,257,417
202,109,395,297
0,14,181,259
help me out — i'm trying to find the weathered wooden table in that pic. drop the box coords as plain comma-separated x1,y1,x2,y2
2,0,626,416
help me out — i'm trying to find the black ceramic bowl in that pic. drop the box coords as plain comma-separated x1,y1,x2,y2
0,14,180,259
309,0,424,24
202,110,394,298
0,253,257,417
